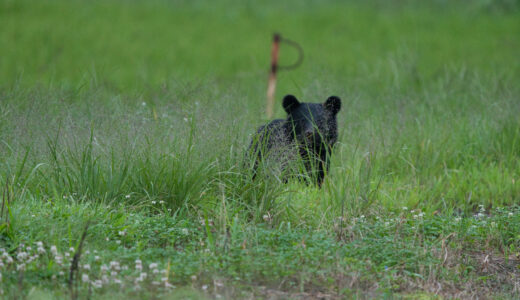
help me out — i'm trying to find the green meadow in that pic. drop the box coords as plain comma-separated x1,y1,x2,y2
1,0,519,298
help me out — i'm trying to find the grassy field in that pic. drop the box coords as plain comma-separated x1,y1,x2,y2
1,0,520,298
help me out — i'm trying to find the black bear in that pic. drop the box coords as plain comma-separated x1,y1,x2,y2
248,94,341,186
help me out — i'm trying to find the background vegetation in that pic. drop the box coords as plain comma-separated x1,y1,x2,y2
0,0,519,298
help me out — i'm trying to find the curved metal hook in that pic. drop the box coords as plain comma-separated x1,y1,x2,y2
278,37,304,71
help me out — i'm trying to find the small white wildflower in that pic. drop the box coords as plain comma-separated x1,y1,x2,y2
83,264,91,270
92,280,103,288
50,246,57,255
508,212,514,217
116,240,121,245
161,277,168,282
110,261,120,269
84,250,90,255
142,102,147,106
182,228,189,235
113,278,122,285
110,271,117,277
152,281,160,285
100,264,108,272
35,241,43,247
183,117,189,122
149,263,158,269
17,252,28,260
202,285,208,290
69,247,75,253
159,200,165,204
82,274,89,282
118,230,126,236
94,255,100,261
59,271,65,276
153,268,159,274
122,265,129,271
191,275,197,281
37,247,46,254
151,201,157,205
402,206,408,211
125,195,131,199
16,264,25,271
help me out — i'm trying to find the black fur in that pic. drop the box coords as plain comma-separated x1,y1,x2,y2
248,94,341,186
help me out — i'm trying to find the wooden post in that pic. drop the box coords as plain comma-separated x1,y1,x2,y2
266,33,280,119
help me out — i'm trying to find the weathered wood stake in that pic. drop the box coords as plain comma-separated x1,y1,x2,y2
266,33,280,119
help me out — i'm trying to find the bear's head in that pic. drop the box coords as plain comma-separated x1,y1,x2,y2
282,94,341,149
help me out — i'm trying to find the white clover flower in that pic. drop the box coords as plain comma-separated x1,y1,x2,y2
191,275,197,281
69,247,75,252
113,278,122,285
35,241,43,247
508,212,514,217
110,271,117,277
50,246,58,255
159,200,165,204
118,230,126,236
16,264,25,271
102,275,109,284
37,247,46,254
92,280,103,288
83,264,91,270
17,252,28,261
402,206,408,211
149,263,158,269
151,201,157,205
94,256,100,261
202,285,208,290
82,274,89,282
100,264,108,272
135,259,142,264
161,277,168,282
125,195,131,199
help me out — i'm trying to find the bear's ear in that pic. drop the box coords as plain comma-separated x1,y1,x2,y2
324,96,341,115
282,94,300,113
